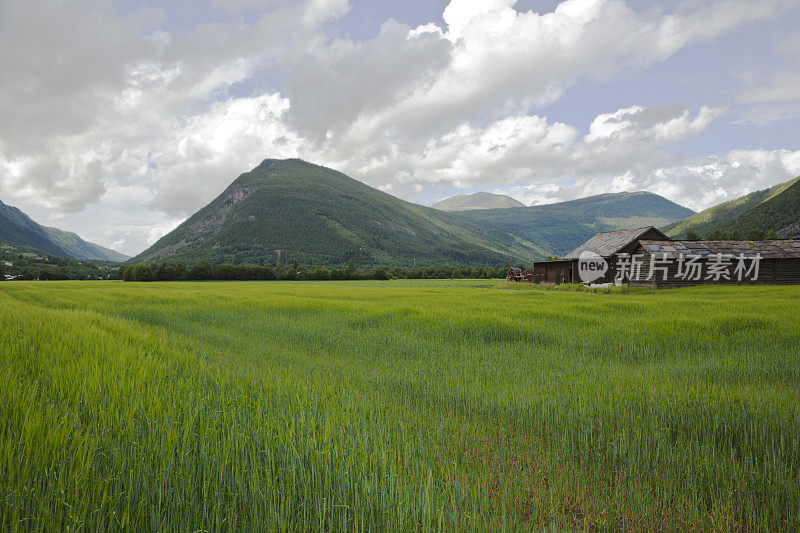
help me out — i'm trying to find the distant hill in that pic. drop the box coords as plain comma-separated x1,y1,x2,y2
663,176,800,239
131,159,544,267
0,198,128,261
0,199,67,256
432,192,525,211
458,191,695,257
42,227,128,262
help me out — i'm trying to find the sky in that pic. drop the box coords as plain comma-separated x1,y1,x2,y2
1,0,799,256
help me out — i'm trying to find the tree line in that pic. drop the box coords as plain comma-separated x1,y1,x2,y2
685,229,780,241
0,251,118,281
120,261,508,282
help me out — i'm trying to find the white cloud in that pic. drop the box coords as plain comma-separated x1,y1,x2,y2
496,147,800,212
210,0,286,13
442,0,517,41
408,23,444,39
585,105,723,143
302,0,351,26
653,0,789,60
734,33,800,125
328,103,726,204
151,94,300,216
296,0,784,165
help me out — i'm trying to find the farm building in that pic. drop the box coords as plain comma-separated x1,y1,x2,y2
526,226,671,284
528,258,576,284
564,226,671,284
627,239,800,288
514,226,800,287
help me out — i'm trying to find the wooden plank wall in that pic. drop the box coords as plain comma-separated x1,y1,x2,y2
627,251,800,288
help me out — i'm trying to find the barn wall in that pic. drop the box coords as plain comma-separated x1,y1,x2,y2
530,260,575,284
627,247,800,288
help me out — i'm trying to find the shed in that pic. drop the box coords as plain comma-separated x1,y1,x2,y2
529,259,576,284
627,239,800,288
564,226,671,284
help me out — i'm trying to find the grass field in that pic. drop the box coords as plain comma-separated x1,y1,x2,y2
1,280,799,530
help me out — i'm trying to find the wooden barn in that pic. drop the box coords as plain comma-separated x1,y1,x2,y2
525,226,672,284
627,239,800,288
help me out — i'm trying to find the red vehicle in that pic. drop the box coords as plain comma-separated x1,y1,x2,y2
506,268,538,283
506,267,523,282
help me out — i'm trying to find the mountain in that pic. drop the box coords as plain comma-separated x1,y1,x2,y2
131,159,697,266
0,200,66,256
131,159,544,267
0,198,128,261
431,192,525,211
457,191,695,257
663,176,800,239
42,227,129,262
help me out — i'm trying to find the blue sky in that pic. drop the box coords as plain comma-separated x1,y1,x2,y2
1,0,799,255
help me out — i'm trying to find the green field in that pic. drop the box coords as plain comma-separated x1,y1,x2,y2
1,281,799,530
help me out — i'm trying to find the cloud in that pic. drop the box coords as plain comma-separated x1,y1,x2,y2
0,1,162,157
334,104,723,201
296,0,785,163
734,33,800,125
151,94,300,216
0,0,318,214
347,101,798,218
585,105,723,143
499,148,800,212
302,0,351,26
652,0,787,60
284,19,451,143
209,0,286,13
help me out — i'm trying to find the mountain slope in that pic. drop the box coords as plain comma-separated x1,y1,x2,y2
457,191,695,257
663,176,800,238
0,198,129,261
132,159,544,267
432,192,525,211
42,227,129,262
0,200,66,256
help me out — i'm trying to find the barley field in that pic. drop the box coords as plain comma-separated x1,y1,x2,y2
1,280,798,531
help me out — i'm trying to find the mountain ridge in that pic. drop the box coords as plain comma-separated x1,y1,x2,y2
458,191,695,257
0,198,128,261
663,176,800,238
432,192,525,211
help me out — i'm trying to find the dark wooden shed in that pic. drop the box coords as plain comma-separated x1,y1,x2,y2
530,226,672,284
530,259,576,284
627,239,800,288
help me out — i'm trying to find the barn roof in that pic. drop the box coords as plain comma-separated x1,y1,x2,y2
637,239,800,259
565,226,667,259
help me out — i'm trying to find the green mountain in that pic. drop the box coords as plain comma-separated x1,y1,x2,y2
0,198,128,261
0,200,66,256
432,192,525,211
458,191,695,257
131,159,544,267
663,176,800,239
42,227,128,262
131,159,697,266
